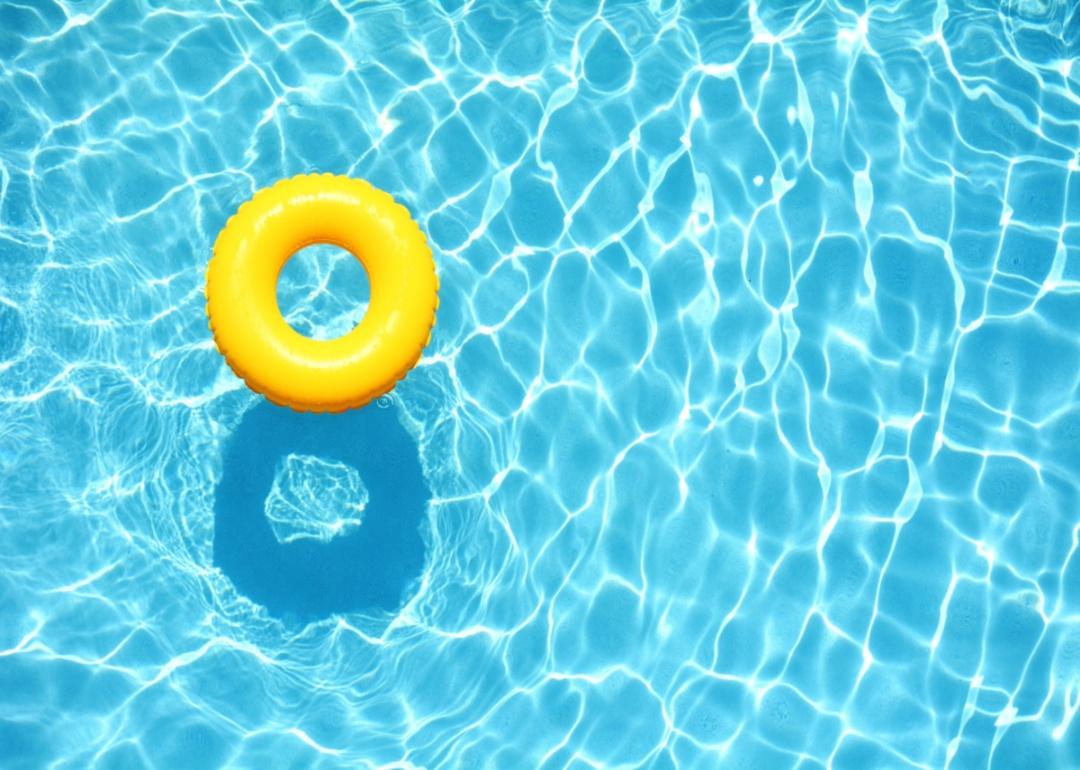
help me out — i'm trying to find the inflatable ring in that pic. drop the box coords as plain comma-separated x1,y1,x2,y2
206,174,438,412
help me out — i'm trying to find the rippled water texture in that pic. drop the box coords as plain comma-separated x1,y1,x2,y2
3,1,1080,768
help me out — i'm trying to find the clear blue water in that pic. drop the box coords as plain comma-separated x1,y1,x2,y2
2,0,1080,767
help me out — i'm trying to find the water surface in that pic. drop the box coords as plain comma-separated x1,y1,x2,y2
1,1,1079,768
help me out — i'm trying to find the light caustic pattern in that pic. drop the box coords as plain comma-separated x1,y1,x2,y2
1,0,1080,768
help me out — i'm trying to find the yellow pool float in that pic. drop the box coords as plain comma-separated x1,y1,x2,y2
206,174,438,413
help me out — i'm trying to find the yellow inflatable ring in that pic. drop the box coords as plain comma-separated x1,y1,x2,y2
206,174,438,413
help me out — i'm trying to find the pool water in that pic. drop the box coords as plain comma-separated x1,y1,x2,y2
2,0,1080,768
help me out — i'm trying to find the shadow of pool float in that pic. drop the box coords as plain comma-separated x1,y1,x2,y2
213,400,429,621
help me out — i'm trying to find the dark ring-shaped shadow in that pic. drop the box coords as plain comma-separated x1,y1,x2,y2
214,400,429,621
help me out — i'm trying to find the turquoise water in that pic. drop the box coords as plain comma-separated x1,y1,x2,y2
2,0,1080,767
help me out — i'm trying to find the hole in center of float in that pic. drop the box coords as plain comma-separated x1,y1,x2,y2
276,243,370,340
